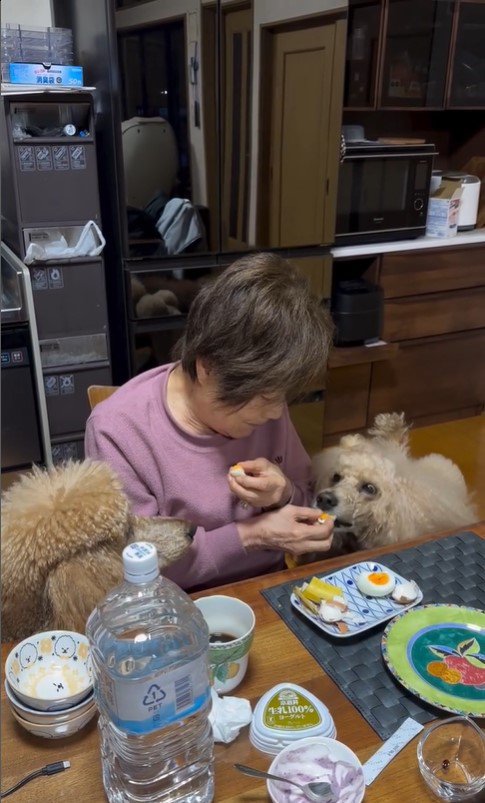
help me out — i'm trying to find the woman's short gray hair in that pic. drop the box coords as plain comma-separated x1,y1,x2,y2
175,252,334,405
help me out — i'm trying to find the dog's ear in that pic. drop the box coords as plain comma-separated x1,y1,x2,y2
128,515,195,568
368,412,410,452
45,548,124,633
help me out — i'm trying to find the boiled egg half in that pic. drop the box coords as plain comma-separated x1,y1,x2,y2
357,570,395,597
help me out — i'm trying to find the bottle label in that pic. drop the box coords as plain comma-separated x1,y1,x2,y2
100,654,211,734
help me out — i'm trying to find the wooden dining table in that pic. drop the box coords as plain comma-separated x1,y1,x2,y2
2,521,484,802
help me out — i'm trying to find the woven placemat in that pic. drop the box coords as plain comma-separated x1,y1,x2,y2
261,531,485,739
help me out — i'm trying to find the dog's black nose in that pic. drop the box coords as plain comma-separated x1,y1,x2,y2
316,491,338,510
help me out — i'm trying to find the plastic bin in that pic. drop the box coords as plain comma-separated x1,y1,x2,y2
29,259,108,339
39,333,109,368
51,434,85,464
43,363,112,437
1,25,73,66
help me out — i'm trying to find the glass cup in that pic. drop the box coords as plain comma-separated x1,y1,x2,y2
417,716,485,801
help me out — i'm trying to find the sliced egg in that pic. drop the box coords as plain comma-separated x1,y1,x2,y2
356,570,395,597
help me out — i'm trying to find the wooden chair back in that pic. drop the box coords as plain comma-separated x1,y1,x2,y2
87,385,119,411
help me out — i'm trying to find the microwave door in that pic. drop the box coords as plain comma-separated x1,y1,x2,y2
358,158,411,233
336,157,410,237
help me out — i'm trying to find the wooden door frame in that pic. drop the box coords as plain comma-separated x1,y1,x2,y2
220,2,253,250
201,3,219,251
256,13,347,248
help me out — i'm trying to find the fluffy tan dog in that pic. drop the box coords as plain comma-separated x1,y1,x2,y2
1,460,195,641
312,413,476,554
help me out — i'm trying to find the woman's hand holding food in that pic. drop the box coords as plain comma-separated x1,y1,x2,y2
228,458,293,509
237,505,334,556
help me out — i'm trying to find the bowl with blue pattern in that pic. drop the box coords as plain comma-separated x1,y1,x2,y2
5,630,92,710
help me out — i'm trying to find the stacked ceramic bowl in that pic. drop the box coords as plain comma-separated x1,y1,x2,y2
5,630,96,739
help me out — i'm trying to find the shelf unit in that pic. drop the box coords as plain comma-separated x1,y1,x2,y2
1,91,112,461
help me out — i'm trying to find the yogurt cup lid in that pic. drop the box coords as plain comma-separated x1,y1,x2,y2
250,682,336,756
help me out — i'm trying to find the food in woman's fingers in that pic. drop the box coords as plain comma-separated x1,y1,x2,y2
316,511,336,525
229,463,246,477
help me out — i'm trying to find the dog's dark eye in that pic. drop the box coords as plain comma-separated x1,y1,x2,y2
331,473,341,484
361,482,378,496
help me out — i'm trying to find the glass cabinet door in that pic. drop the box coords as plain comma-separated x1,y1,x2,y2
344,0,384,108
380,0,454,107
449,0,485,107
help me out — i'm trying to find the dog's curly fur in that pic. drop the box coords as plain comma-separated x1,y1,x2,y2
1,460,195,641
312,413,477,554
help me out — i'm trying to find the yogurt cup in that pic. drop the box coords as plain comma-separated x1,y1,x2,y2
250,683,336,756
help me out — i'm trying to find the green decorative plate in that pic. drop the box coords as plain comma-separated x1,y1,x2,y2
381,604,485,717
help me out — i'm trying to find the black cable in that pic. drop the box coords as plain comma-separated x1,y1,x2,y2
1,760,70,798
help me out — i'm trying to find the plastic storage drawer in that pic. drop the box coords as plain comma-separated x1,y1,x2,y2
29,259,108,339
43,363,111,437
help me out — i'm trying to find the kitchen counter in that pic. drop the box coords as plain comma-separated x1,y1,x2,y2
332,228,485,259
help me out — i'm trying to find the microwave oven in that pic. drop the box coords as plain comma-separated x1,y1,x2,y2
335,142,437,245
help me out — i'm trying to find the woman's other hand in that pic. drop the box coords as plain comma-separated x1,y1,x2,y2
228,458,293,509
237,505,334,555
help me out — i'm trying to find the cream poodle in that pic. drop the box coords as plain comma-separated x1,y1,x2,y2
1,460,195,641
312,413,476,554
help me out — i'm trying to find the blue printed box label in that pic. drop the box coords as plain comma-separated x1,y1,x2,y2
8,63,84,86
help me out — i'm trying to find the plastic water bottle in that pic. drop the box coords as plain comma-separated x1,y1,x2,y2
86,542,214,803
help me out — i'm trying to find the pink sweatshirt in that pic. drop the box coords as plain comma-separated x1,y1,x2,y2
84,363,313,590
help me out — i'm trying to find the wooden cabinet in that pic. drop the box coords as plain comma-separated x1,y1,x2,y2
290,390,326,456
345,1,384,108
374,244,485,425
324,244,485,442
380,0,454,108
380,247,485,297
344,0,485,110
369,329,485,422
449,0,485,108
323,363,371,435
383,287,485,341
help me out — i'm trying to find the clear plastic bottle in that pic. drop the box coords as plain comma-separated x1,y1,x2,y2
86,542,214,803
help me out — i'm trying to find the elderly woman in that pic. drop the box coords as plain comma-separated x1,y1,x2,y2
85,252,334,589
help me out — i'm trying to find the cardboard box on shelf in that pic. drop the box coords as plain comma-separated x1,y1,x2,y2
426,179,463,239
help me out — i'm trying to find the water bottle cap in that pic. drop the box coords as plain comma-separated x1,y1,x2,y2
123,542,159,583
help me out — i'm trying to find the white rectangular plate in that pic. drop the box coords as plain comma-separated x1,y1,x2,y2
290,561,423,638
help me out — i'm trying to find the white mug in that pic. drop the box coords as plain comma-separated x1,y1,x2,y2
194,595,255,694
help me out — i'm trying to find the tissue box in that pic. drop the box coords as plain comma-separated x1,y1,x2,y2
426,179,463,238
5,62,83,86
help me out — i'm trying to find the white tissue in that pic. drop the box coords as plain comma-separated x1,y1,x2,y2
209,688,252,743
